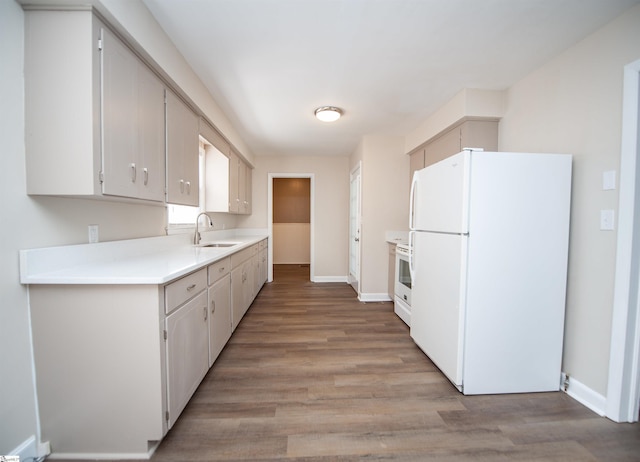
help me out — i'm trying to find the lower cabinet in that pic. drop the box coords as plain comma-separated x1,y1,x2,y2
27,239,268,458
165,290,209,428
230,239,268,331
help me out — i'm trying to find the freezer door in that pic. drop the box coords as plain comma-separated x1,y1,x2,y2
410,231,467,389
411,151,470,233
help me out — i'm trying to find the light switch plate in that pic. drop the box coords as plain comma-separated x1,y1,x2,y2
600,210,615,230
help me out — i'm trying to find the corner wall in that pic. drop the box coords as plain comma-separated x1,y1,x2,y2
351,135,408,299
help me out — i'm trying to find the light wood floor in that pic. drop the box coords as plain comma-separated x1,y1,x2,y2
59,265,639,461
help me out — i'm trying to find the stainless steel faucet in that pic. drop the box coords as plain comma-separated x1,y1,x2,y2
194,212,213,245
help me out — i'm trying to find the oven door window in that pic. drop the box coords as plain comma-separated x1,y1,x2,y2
398,257,411,289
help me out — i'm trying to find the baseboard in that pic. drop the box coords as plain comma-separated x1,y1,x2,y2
312,275,348,283
45,440,158,460
8,435,50,461
358,293,393,302
562,372,606,416
47,452,151,460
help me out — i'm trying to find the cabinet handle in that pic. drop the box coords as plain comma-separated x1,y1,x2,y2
186,284,196,291
185,181,191,195
211,299,216,314
219,267,225,273
203,306,207,321
130,163,136,183
179,179,185,193
143,167,148,186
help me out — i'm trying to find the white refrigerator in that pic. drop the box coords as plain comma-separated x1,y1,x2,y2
409,149,572,395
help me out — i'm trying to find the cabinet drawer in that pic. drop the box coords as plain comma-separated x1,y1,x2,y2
165,268,207,314
208,257,230,285
231,245,256,267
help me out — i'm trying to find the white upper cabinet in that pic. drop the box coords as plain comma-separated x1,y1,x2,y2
202,120,252,215
25,10,102,197
166,90,200,206
102,27,165,202
24,9,165,203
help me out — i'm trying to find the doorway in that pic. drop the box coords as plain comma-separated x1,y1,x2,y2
349,163,362,294
268,174,314,282
607,58,640,423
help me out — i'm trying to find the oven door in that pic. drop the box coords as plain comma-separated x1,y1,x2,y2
394,248,411,325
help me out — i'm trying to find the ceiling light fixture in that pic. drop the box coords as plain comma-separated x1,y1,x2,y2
314,106,343,122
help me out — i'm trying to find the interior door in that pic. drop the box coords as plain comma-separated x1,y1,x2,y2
349,163,361,293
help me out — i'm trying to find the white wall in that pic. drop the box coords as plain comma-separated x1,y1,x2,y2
499,4,640,397
1,1,39,454
238,156,350,279
350,135,408,299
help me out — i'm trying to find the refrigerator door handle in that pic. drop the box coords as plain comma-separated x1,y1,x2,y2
409,171,418,230
409,230,416,282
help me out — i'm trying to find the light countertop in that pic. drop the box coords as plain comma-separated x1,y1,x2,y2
20,231,268,285
385,230,409,245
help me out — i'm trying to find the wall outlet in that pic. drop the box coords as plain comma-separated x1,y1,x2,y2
88,224,99,243
603,170,616,190
600,210,615,231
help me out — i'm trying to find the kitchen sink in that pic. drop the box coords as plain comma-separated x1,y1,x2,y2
198,242,238,248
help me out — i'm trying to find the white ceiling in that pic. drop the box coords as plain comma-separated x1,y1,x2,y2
142,0,639,157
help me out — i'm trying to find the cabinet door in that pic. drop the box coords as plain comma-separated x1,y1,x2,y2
137,64,166,201
228,150,240,213
165,291,208,428
252,252,261,298
231,265,244,331
101,26,138,199
459,120,499,152
260,248,268,286
409,148,425,184
238,157,247,213
424,128,461,168
208,274,231,367
101,28,165,202
243,258,255,313
244,164,252,214
166,90,199,206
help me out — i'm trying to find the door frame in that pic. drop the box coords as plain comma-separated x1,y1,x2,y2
607,58,640,423
267,173,315,282
349,162,362,295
